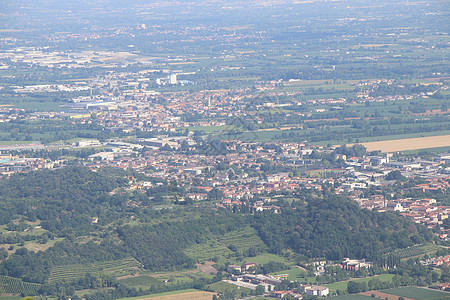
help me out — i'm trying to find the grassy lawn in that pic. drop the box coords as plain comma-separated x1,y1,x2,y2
325,274,395,292
270,267,307,281
380,287,450,300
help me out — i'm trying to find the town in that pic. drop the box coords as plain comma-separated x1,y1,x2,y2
0,0,449,299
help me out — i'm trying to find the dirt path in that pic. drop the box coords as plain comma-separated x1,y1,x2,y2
294,265,308,272
196,261,218,274
360,291,415,300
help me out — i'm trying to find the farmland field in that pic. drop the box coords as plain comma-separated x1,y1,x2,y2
360,291,415,300
362,135,450,152
380,287,450,300
50,258,142,282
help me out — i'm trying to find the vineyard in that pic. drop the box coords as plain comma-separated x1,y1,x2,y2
384,243,440,260
184,227,266,262
218,227,266,252
184,240,233,262
0,275,41,296
49,258,142,283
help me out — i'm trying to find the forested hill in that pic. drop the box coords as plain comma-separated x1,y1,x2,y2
0,167,127,235
252,192,434,261
0,167,435,285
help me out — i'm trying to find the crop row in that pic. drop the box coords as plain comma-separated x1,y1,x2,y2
385,244,438,259
185,243,233,260
50,258,141,282
0,275,41,295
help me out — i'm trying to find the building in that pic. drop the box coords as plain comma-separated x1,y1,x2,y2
306,286,329,297
273,274,289,280
169,74,177,84
341,258,373,271
227,265,242,273
243,262,257,271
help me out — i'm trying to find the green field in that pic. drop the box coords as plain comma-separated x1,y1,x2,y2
380,287,450,300
325,274,395,292
49,258,142,283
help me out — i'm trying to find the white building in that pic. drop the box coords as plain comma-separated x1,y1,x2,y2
305,286,329,297
169,74,177,84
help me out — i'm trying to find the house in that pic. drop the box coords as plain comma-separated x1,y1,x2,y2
386,202,404,212
243,262,257,271
341,258,373,271
227,265,242,273
88,152,115,161
272,291,288,299
273,274,289,280
306,286,329,297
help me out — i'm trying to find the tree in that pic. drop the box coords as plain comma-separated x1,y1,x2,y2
385,170,406,181
255,285,265,295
